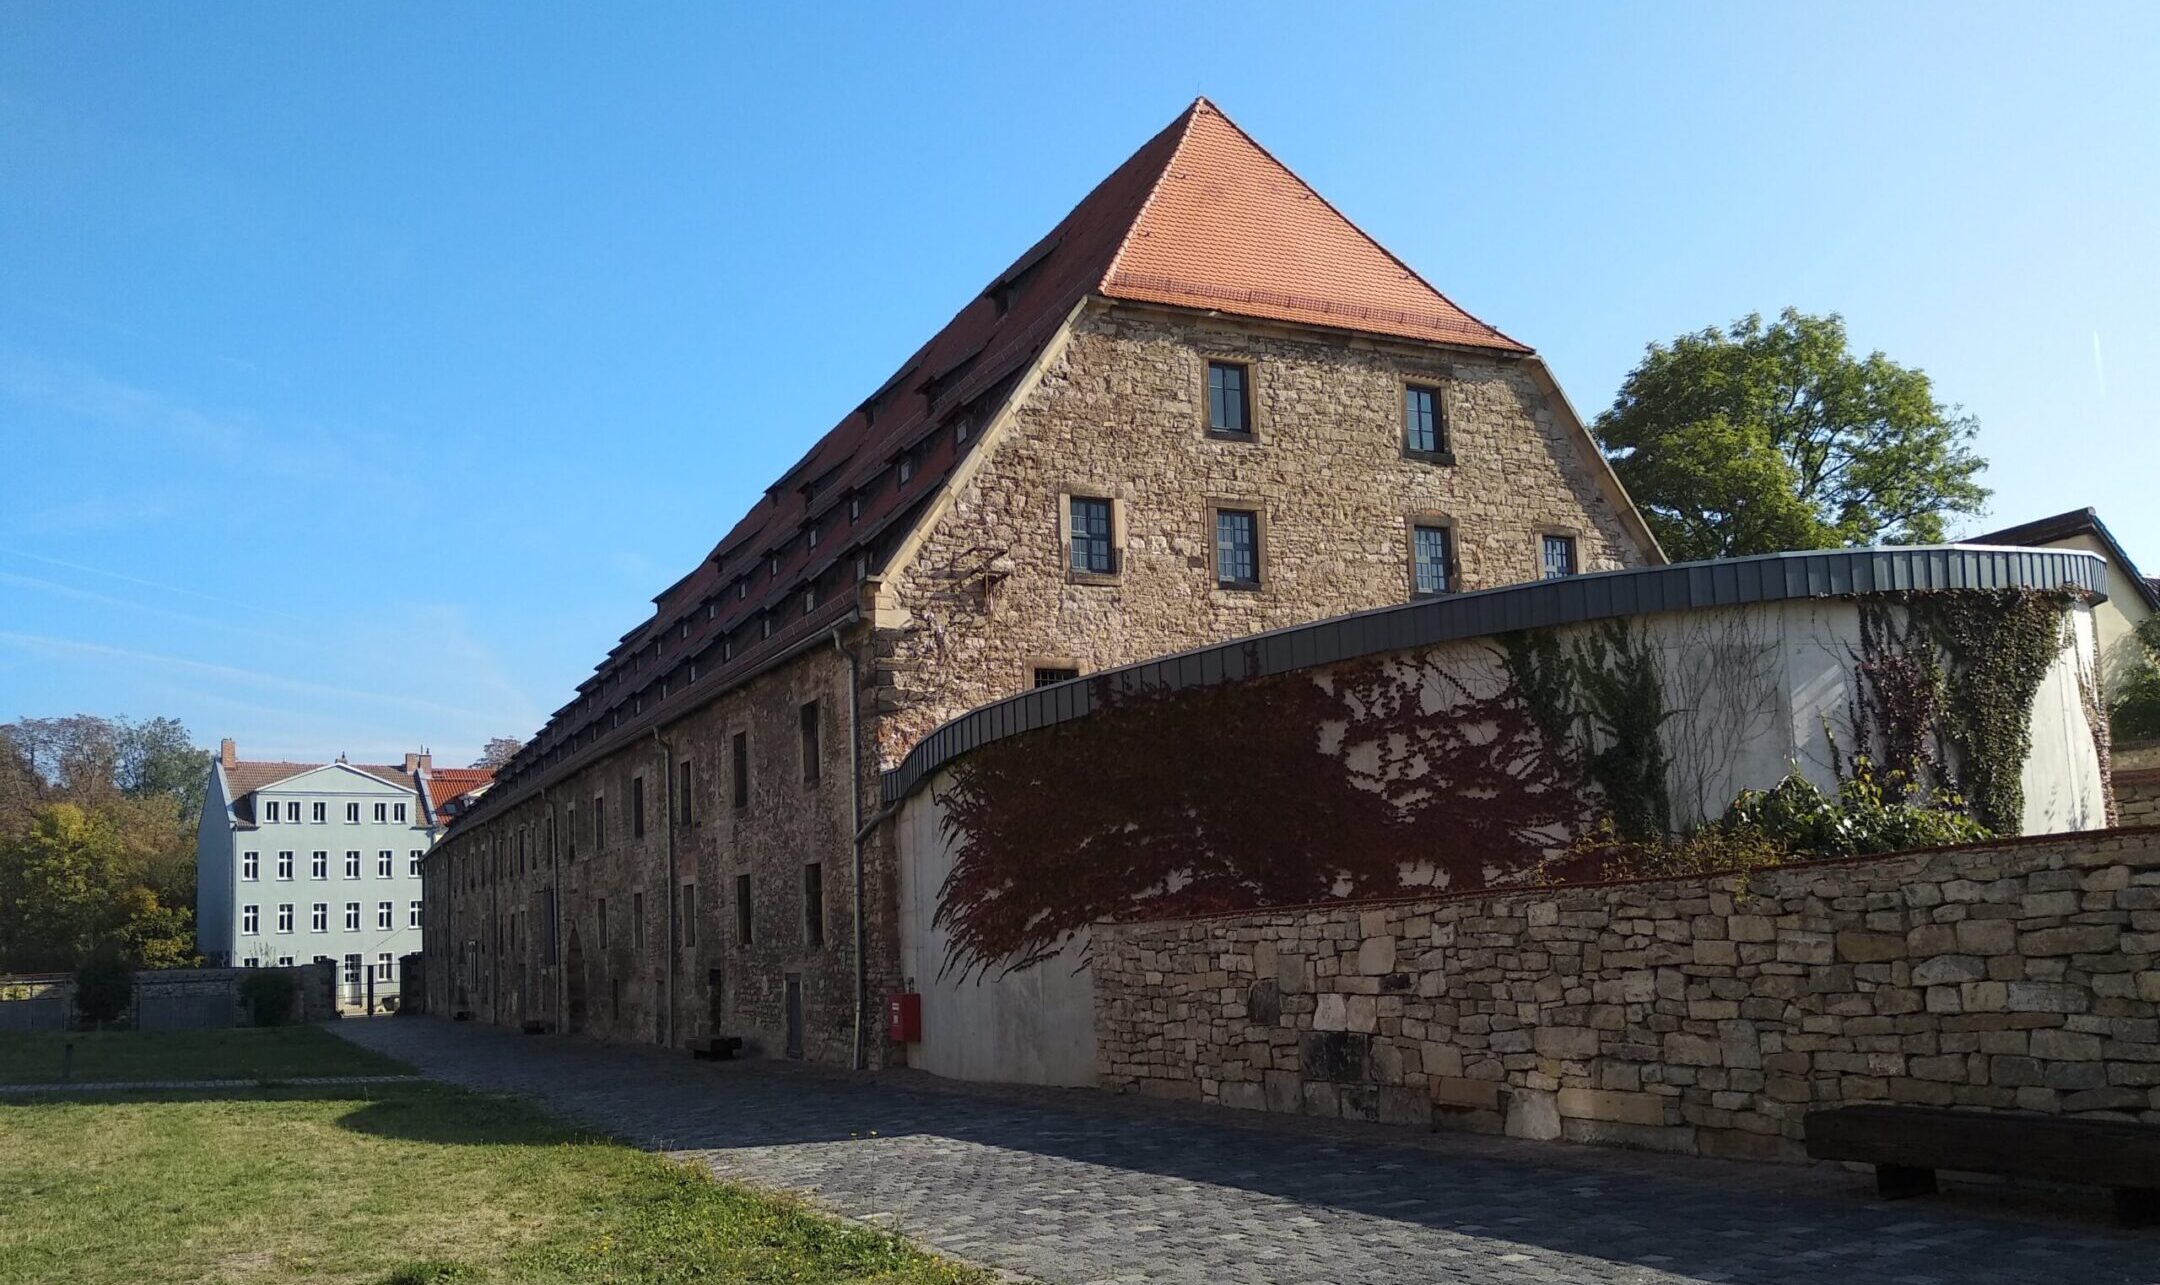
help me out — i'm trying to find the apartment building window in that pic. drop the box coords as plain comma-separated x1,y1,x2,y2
312,802,326,823
803,862,825,948
377,901,393,930
1034,666,1080,687
243,957,259,968
732,732,749,807
277,904,293,933
277,955,292,967
345,851,361,878
376,953,393,981
1206,360,1252,436
592,795,605,847
633,891,646,952
374,803,388,823
285,801,300,822
311,851,327,878
242,851,259,881
1069,496,1116,575
632,776,645,838
409,850,422,877
344,902,360,931
1541,533,1578,579
312,903,327,932
679,882,697,947
597,898,609,950
1404,385,1448,457
263,801,279,825
242,905,259,934
735,874,752,946
377,851,393,878
678,759,694,825
275,851,291,879
1413,525,1454,596
346,802,360,823
1213,508,1261,588
800,701,821,784
410,900,422,928
394,803,406,823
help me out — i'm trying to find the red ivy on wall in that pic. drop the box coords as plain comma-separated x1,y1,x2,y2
932,646,1594,977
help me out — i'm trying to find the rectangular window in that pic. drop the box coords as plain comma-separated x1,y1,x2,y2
1214,508,1260,588
343,953,361,985
374,803,387,823
633,776,645,838
242,851,259,881
1404,385,1446,455
679,759,694,826
377,851,392,878
276,904,293,933
409,850,422,877
633,891,645,952
593,796,605,847
800,701,821,784
345,851,360,879
377,901,393,930
409,900,422,928
680,882,697,947
277,955,293,968
263,801,278,825
312,903,327,932
1034,666,1080,687
1206,360,1251,435
312,801,326,823
242,905,259,934
346,802,360,823
394,803,406,823
285,801,299,823
1413,525,1453,596
734,874,752,946
277,851,293,879
344,902,360,931
1069,496,1116,575
311,851,327,879
803,862,825,948
1542,533,1578,580
566,804,577,860
597,897,610,950
732,732,749,807
376,953,392,981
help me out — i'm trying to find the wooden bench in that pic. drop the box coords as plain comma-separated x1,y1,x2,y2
689,1035,744,1061
1806,1104,2160,1227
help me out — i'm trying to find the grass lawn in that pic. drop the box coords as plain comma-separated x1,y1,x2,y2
0,1076,987,1285
0,1026,411,1085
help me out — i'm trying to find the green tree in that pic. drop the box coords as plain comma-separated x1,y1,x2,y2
1594,309,1990,562
0,803,196,973
2112,616,2160,742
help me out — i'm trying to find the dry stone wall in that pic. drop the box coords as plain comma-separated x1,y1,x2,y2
1096,828,2160,1162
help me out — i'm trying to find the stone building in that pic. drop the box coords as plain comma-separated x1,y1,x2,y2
426,98,1659,1064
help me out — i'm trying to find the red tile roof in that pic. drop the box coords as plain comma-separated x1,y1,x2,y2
475,99,1537,820
222,759,420,827
425,768,495,816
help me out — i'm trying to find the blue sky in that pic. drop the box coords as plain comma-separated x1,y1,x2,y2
3,3,2155,765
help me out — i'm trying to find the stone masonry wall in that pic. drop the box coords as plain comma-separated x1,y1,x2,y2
870,303,1650,766
1096,828,2160,1162
2117,743,2160,828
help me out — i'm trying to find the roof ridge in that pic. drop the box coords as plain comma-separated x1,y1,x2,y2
1097,98,1211,294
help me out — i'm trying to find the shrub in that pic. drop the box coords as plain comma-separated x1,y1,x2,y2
73,941,134,1025
239,968,298,1027
2111,616,2160,742
1727,757,1990,856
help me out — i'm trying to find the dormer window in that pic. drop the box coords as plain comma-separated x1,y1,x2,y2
768,555,779,579
897,455,914,485
955,417,973,446
723,636,734,661
849,494,862,522
761,614,774,640
803,585,818,614
855,553,869,580
737,579,748,600
807,525,820,550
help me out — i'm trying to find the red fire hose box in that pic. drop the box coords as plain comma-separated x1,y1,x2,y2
887,992,922,1043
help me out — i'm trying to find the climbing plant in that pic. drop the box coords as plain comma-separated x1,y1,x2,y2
1499,622,1672,842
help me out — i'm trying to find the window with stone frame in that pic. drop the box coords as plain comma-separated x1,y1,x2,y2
1206,360,1253,436
1413,524,1454,596
1069,496,1116,575
1541,533,1578,579
1404,384,1449,457
1214,508,1261,588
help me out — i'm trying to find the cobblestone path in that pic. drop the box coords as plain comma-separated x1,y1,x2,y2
334,1018,2155,1285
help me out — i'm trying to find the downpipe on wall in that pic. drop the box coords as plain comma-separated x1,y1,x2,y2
832,626,869,1071
651,726,677,1048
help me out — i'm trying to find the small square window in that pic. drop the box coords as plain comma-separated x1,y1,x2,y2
1070,497,1116,575
1542,534,1578,580
1034,666,1080,687
1214,508,1261,588
1413,525,1454,596
1405,385,1448,456
277,955,293,967
1207,361,1252,436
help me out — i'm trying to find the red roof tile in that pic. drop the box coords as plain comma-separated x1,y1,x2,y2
476,99,1535,818
425,768,494,815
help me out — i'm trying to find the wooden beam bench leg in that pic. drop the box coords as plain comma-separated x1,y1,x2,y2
2115,1188,2158,1230
1876,1164,1938,1200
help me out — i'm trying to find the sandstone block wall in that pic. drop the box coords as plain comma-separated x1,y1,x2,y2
1096,828,2160,1162
2118,743,2160,828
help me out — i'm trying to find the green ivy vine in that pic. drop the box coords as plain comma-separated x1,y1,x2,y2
1499,621,1672,842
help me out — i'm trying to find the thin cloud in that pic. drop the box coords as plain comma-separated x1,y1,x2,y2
0,345,247,453
0,545,311,623
0,569,308,646
0,630,516,726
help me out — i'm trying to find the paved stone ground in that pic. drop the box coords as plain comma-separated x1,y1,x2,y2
334,1018,2155,1285
0,1074,421,1095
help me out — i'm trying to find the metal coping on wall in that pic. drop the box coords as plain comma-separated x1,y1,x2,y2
878,544,2109,805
